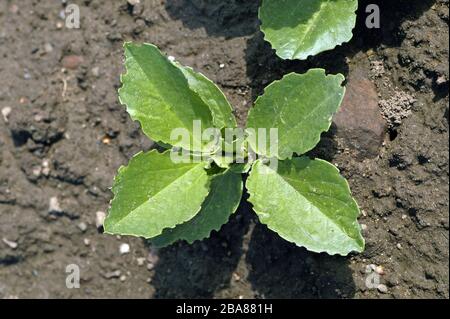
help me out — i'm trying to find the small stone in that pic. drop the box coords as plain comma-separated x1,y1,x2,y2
120,275,127,282
95,211,106,229
48,197,62,214
436,75,447,85
83,238,91,246
375,266,385,275
91,66,100,77
168,56,175,62
32,166,42,177
333,68,387,159
147,263,155,271
361,224,368,231
9,4,19,14
77,222,88,232
119,243,130,255
103,270,121,279
24,70,31,80
232,273,241,281
102,136,111,145
44,43,53,53
137,257,146,266
397,243,403,250
34,114,43,122
42,159,50,176
402,214,408,220
2,238,18,249
56,21,64,29
219,63,225,69
62,55,84,70
127,0,140,5
147,250,159,264
2,106,11,123
377,284,388,293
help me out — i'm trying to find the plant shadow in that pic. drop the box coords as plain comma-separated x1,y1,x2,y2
165,0,260,38
151,196,254,298
246,223,357,298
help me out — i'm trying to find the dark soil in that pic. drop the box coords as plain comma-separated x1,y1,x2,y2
0,0,448,299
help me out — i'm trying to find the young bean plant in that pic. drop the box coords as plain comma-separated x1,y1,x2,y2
104,42,365,256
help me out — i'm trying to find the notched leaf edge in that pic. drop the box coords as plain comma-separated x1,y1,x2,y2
246,159,365,256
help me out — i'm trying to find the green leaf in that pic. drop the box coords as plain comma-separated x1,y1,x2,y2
175,63,237,129
246,157,364,255
246,69,345,160
152,169,243,247
259,0,358,60
104,150,210,238
119,42,215,152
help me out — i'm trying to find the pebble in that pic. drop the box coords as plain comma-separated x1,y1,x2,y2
120,275,127,282
44,43,53,53
333,68,387,158
436,75,447,85
103,270,121,279
83,238,91,246
147,263,155,271
219,63,225,69
32,166,42,177
42,159,50,176
147,250,159,265
127,0,140,5
137,257,146,266
375,265,385,275
397,243,403,250
2,238,18,249
377,284,388,294
77,222,88,232
62,55,84,70
102,136,111,145
361,224,368,231
9,4,19,14
24,69,31,80
48,197,63,214
168,55,175,62
91,66,100,77
1,106,11,122
119,243,130,255
95,211,106,229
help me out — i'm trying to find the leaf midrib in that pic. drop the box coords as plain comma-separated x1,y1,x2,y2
263,163,357,242
292,0,331,58
126,47,208,147
110,163,206,230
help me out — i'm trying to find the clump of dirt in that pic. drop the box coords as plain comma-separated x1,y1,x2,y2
0,0,448,299
379,90,416,128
